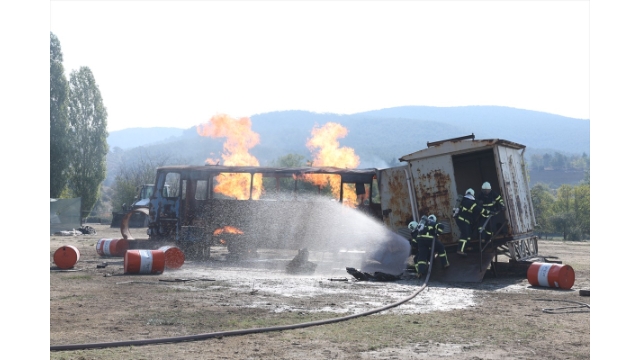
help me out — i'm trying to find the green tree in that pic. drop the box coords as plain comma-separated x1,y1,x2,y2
573,184,590,237
551,184,573,240
529,154,543,171
582,155,590,185
50,32,71,198
530,183,555,237
111,149,173,212
550,152,567,170
68,67,109,219
549,184,589,240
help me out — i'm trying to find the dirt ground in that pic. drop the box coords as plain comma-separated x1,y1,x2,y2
50,224,590,359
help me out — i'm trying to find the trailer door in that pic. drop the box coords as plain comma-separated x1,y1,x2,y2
496,146,536,234
378,165,416,236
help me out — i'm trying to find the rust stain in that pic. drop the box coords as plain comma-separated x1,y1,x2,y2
412,169,456,244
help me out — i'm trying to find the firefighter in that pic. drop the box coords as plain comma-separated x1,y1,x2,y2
454,188,483,256
477,181,506,243
411,215,450,278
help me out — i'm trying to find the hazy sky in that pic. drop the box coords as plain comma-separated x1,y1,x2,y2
50,1,589,132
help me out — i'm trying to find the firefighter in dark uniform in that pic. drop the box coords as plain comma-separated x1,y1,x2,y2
477,181,506,243
409,215,450,278
454,188,483,256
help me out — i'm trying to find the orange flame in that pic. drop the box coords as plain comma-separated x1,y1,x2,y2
197,114,263,199
213,226,244,236
304,122,360,205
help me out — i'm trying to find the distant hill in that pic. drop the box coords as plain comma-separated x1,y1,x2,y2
106,106,589,185
107,127,186,150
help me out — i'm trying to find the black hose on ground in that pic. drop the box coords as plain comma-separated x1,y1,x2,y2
534,298,590,314
51,247,436,352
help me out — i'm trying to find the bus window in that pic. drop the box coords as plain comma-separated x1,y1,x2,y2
211,172,251,200
195,180,208,200
163,172,181,198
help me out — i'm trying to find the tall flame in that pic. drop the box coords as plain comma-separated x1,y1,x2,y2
197,114,262,199
304,122,360,205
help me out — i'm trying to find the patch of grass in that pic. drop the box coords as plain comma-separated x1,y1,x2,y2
147,317,180,326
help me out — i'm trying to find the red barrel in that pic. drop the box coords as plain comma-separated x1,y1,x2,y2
96,238,129,257
53,245,80,270
158,245,185,269
124,250,165,275
527,262,575,290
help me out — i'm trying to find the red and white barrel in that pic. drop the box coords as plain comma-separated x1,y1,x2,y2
96,238,129,257
158,245,185,269
53,245,80,270
124,249,165,275
527,262,575,290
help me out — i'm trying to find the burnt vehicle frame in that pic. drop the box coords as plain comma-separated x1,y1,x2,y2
125,165,382,259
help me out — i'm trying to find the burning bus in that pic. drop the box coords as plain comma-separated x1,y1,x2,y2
124,165,382,259
120,134,539,280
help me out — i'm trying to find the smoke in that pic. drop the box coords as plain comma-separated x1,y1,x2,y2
358,156,392,170
207,194,411,276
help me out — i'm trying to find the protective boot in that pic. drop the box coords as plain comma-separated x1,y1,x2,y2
439,252,450,269
457,239,467,256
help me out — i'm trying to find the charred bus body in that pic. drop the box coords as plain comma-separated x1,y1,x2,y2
122,135,539,272
128,165,383,259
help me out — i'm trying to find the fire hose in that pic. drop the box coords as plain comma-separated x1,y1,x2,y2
50,240,437,352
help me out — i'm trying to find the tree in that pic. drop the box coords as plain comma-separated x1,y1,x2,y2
111,149,174,211
68,67,109,219
530,183,555,237
50,32,71,198
550,152,567,170
573,184,590,237
550,184,589,240
529,154,543,171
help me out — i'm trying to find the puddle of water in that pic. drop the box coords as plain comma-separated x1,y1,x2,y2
164,265,477,314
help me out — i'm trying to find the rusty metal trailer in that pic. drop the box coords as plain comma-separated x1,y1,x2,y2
378,134,539,281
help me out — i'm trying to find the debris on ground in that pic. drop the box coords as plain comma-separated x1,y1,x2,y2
285,248,317,275
52,229,83,236
346,267,402,281
76,226,97,235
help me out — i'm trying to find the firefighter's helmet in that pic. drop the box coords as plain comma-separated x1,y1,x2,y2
408,221,419,231
466,188,475,196
427,215,437,224
482,182,491,190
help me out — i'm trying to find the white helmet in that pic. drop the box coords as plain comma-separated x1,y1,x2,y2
466,188,475,196
482,182,491,190
427,215,436,224
408,221,419,231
